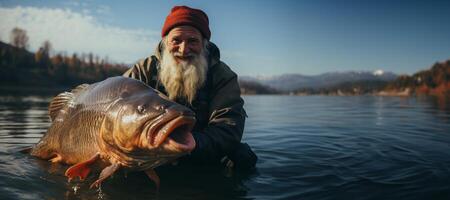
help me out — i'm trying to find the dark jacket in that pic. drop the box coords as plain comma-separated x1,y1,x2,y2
123,42,246,165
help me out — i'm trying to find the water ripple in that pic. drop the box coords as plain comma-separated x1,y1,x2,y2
1,95,450,200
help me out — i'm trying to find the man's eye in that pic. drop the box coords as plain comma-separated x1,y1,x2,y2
172,38,181,44
188,38,199,44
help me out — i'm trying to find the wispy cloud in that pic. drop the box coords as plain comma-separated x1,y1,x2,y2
96,5,111,15
0,6,160,63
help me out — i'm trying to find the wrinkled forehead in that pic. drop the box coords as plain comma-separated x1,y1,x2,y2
167,26,203,42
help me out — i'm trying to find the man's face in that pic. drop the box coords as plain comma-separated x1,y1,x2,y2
165,26,203,63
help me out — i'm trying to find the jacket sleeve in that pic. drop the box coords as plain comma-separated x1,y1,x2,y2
122,56,154,85
188,62,247,164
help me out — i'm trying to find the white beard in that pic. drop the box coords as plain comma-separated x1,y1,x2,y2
159,43,208,104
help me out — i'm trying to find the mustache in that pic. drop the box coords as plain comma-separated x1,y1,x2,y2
172,52,197,59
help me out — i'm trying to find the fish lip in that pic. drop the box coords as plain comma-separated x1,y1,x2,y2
144,112,173,145
153,115,196,152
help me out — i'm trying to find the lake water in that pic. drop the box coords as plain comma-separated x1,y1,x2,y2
1,94,450,200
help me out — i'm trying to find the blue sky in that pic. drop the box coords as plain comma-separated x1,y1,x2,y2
0,0,449,76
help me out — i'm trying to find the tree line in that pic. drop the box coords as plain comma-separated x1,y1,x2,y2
1,28,448,96
292,61,449,96
241,61,449,96
384,60,450,95
0,27,127,88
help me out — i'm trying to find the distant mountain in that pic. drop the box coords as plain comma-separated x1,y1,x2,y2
238,79,280,95
240,70,397,91
294,80,390,96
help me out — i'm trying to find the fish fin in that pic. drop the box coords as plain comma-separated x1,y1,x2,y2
70,83,89,94
48,92,74,121
49,154,62,163
48,84,89,121
65,153,100,181
90,163,120,189
145,169,160,190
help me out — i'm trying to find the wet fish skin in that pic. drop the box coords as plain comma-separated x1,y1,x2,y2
30,76,196,188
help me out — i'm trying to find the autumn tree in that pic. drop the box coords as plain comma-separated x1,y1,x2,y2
35,40,52,65
10,27,29,49
88,53,94,66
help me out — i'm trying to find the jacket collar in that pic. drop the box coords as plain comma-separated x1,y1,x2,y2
154,40,220,67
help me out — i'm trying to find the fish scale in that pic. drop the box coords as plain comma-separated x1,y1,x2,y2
29,76,196,189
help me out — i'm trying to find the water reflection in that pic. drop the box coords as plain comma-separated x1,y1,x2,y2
1,93,450,200
426,94,450,112
0,92,255,200
417,95,450,124
0,95,51,151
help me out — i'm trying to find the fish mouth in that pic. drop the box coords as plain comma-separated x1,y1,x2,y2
149,115,196,152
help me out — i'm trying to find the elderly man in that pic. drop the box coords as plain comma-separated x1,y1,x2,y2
123,6,256,170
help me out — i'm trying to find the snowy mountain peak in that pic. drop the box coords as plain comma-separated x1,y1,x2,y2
373,70,384,76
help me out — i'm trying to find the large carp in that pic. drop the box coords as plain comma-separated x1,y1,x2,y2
30,76,196,189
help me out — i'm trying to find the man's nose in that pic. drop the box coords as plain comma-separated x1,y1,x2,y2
178,42,190,55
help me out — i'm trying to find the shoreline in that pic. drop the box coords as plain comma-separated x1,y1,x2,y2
0,85,447,97
0,85,70,95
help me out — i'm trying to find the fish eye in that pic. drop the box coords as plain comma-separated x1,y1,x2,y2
137,105,146,113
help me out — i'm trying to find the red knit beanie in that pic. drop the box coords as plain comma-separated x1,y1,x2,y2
161,6,211,40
